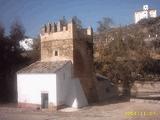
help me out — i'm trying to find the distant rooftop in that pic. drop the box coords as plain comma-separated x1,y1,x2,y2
135,5,156,13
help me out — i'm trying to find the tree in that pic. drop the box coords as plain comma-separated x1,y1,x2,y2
29,36,41,62
60,16,67,26
0,23,6,69
97,17,113,33
94,21,153,96
10,20,25,53
72,16,82,29
0,20,27,102
0,23,5,38
95,17,114,53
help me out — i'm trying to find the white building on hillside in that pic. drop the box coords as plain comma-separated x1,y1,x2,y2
135,5,157,23
19,38,33,51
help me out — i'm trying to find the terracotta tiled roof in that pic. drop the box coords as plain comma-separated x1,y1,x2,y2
17,60,71,73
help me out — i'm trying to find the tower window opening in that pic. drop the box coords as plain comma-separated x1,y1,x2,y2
55,50,58,56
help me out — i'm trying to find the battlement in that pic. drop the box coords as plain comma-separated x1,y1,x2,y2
40,20,74,34
40,20,75,41
40,19,93,41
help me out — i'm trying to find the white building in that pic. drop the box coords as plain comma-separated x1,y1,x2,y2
19,38,33,51
135,5,157,23
17,61,88,109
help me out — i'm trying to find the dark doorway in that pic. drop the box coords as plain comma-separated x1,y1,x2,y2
41,92,48,109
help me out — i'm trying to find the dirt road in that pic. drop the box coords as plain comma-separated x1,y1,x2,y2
0,101,160,120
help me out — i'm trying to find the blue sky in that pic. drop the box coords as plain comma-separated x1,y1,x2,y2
0,0,159,37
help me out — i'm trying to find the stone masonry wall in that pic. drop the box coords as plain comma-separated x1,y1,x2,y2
40,21,74,61
40,20,98,103
41,39,73,61
131,81,160,97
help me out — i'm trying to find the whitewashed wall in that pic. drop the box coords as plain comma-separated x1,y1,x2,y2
149,10,157,18
135,10,157,23
135,11,148,23
17,74,57,105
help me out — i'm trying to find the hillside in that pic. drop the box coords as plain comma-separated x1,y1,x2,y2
94,16,160,96
137,16,160,36
94,16,160,56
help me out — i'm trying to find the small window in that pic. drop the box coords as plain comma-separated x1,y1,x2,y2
55,50,58,56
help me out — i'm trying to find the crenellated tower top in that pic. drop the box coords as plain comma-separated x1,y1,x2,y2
40,19,93,39
40,18,93,62
40,19,75,35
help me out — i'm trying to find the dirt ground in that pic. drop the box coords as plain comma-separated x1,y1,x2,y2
0,101,160,120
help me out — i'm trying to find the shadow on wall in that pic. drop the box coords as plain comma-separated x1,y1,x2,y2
131,81,160,100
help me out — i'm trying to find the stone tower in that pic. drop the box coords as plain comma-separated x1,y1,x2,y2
40,19,97,103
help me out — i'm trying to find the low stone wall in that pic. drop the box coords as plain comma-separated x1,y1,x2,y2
131,81,160,97
130,98,160,104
